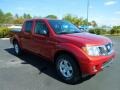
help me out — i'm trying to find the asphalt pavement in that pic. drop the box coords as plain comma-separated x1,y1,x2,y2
0,36,120,90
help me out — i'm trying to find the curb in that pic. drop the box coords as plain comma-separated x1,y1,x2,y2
0,38,10,40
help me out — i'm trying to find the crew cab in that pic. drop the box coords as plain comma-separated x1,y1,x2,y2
10,19,115,84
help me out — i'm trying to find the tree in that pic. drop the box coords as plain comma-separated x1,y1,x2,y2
46,15,57,19
4,12,13,24
63,14,88,26
23,13,32,19
81,19,88,26
0,9,4,23
15,14,19,19
110,26,120,35
90,20,97,27
13,13,32,24
13,17,24,24
0,10,13,24
89,28,107,35
63,14,83,26
27,14,32,19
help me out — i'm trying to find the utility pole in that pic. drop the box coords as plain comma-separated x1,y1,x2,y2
87,0,90,27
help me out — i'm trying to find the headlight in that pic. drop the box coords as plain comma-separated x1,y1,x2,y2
83,46,100,56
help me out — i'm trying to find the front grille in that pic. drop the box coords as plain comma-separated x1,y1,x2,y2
98,43,113,56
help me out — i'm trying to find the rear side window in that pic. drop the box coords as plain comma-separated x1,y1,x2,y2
24,21,33,33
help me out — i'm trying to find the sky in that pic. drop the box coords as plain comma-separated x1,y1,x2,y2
0,0,120,26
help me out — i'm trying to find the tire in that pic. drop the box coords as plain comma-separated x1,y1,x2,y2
55,54,82,84
13,41,22,56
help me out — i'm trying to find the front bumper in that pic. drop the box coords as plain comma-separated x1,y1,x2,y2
80,51,115,75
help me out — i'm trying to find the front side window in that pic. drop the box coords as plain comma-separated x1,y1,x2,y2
48,20,81,34
34,21,48,35
24,21,33,33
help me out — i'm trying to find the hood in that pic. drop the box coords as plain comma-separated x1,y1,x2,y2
57,32,111,46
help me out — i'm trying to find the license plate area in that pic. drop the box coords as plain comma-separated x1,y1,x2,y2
102,58,113,69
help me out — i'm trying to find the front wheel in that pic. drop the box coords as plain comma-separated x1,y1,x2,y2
13,41,22,56
55,54,82,84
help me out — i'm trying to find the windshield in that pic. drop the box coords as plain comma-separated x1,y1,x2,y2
48,20,81,34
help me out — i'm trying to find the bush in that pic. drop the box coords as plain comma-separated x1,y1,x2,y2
89,28,107,35
0,27,11,38
110,26,120,35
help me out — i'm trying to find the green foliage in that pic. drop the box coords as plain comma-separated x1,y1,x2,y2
14,13,32,24
0,10,14,24
110,26,120,35
90,20,97,27
0,9,5,23
62,14,87,26
89,28,107,35
0,9,32,24
23,13,32,19
1,9,120,36
4,13,13,24
13,17,25,24
62,14,96,27
0,27,11,38
46,15,57,19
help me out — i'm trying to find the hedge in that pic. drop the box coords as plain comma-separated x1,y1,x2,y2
0,27,11,38
89,28,107,35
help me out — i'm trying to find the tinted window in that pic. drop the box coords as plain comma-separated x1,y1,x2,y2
48,20,81,34
24,21,33,33
34,21,48,35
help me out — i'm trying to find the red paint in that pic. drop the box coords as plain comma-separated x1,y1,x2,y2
10,19,115,75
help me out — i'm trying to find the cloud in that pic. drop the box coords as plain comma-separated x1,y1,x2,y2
115,11,120,15
104,0,117,6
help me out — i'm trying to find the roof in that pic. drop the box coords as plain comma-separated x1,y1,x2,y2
25,18,58,21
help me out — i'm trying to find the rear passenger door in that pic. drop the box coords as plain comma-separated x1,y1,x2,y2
21,21,34,51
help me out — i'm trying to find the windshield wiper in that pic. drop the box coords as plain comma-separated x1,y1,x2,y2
72,31,81,33
58,31,81,34
58,32,69,34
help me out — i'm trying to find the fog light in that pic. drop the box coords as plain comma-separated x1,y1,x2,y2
93,66,97,72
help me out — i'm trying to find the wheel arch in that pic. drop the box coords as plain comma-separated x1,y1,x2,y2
54,50,81,71
12,35,22,47
12,38,18,44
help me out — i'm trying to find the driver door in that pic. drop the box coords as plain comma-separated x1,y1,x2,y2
31,20,50,57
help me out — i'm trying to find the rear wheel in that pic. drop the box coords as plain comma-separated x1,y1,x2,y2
13,41,22,56
55,54,82,84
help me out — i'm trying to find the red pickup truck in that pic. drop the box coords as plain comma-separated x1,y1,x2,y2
10,19,115,84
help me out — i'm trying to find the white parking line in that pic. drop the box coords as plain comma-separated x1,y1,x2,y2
0,38,9,40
